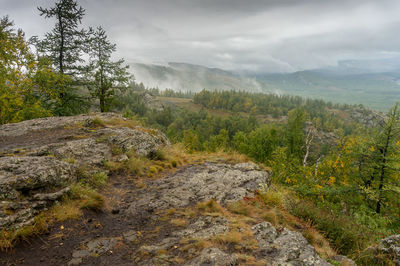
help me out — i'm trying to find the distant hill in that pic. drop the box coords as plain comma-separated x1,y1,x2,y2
131,62,263,93
255,69,400,111
131,61,400,111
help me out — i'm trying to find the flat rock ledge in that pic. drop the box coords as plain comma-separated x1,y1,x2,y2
0,113,169,230
127,162,271,215
119,162,332,265
252,222,331,266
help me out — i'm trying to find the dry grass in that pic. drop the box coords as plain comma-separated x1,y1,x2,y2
69,184,105,212
227,201,254,217
197,199,225,215
163,144,251,166
179,238,213,252
170,218,187,227
0,213,49,251
213,229,258,251
51,201,82,221
209,185,339,260
0,199,83,251
102,117,140,129
236,253,266,265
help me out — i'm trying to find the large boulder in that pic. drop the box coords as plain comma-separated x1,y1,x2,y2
127,162,270,215
36,138,112,167
0,156,75,200
252,222,331,265
0,156,75,229
96,126,170,157
0,113,121,138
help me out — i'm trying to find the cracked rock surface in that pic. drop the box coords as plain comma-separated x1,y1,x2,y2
252,222,331,265
127,162,270,216
0,113,169,230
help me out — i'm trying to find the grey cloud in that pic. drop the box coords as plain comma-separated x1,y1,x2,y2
2,0,400,72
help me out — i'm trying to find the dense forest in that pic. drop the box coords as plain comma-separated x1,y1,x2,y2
1,0,400,264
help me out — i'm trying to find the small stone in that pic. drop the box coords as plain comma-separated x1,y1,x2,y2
68,257,82,266
123,230,138,242
185,248,237,266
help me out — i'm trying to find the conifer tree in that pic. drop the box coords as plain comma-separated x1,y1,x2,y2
372,104,400,213
86,26,131,112
34,0,90,115
36,0,86,75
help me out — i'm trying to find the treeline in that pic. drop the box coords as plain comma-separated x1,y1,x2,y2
193,89,372,133
131,84,194,99
0,0,130,125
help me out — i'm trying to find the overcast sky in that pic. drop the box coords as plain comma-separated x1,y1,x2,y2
2,0,400,72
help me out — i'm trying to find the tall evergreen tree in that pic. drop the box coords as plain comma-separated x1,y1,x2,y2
36,0,86,75
372,104,400,213
34,0,90,115
353,104,400,213
87,26,131,112
286,107,307,159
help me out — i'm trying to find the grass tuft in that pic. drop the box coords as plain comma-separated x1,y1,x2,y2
90,117,105,127
197,199,224,214
170,218,187,227
69,183,104,212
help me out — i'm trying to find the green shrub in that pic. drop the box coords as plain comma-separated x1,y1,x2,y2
90,117,105,127
69,184,104,212
91,172,108,188
289,200,370,255
148,149,167,161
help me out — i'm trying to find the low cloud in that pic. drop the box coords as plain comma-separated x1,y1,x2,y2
3,0,400,72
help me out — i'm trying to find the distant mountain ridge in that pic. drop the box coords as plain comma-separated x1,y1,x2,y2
131,62,263,93
131,61,400,111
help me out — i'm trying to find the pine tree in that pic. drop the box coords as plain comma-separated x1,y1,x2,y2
354,104,400,213
286,107,307,159
87,26,131,112
34,0,90,115
373,104,400,213
36,0,86,75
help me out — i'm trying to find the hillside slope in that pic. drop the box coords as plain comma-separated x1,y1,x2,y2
0,114,355,265
131,62,263,93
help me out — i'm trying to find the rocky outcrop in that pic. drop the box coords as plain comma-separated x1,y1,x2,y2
252,222,330,265
36,138,112,167
141,92,165,111
0,114,346,266
185,248,238,266
127,162,270,215
0,113,120,138
375,234,400,265
121,162,334,265
0,113,169,230
350,108,383,128
97,126,170,157
0,156,75,229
